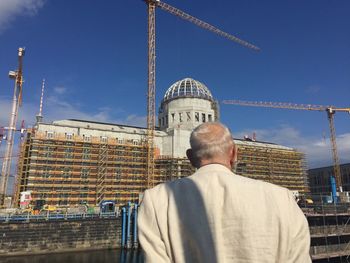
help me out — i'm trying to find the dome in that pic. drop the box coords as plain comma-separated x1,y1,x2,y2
162,78,213,103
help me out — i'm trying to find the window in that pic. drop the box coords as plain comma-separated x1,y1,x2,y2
186,112,191,121
44,147,53,158
81,168,89,179
236,163,247,174
80,193,88,199
179,113,183,122
65,133,73,140
171,113,175,122
83,148,90,154
82,148,90,160
179,86,185,95
166,115,168,125
202,113,206,123
62,167,71,178
43,167,51,178
83,135,91,142
116,170,121,179
39,193,48,199
65,147,73,159
46,132,54,139
159,118,162,126
195,112,199,122
208,114,212,122
101,136,108,143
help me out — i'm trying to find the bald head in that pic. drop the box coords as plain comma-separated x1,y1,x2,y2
187,122,237,169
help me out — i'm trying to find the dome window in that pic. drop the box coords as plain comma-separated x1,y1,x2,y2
162,78,213,103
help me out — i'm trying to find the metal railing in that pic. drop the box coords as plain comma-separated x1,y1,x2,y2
0,211,119,223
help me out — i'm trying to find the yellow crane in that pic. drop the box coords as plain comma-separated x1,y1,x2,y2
0,47,25,206
222,99,350,191
144,0,259,188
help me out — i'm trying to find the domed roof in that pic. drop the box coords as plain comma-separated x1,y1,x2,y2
163,78,213,103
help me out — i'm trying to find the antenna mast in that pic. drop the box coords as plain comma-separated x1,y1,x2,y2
36,79,45,123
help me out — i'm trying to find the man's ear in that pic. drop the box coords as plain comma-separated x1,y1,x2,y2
230,145,238,167
186,149,197,168
233,145,238,163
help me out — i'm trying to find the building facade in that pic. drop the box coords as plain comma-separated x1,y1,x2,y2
308,163,350,194
14,78,308,207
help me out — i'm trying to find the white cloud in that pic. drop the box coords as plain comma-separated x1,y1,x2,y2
305,85,321,94
0,96,38,126
53,86,67,95
124,114,147,127
235,125,350,169
0,90,147,130
0,0,45,34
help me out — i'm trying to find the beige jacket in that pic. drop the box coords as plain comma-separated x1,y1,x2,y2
138,164,311,263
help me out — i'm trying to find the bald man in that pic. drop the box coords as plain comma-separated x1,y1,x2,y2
138,122,311,263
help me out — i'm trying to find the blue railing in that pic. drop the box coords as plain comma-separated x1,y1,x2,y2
0,211,118,222
120,202,139,249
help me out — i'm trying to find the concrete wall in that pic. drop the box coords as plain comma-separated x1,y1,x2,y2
159,98,215,131
161,129,192,158
37,121,166,155
0,217,124,256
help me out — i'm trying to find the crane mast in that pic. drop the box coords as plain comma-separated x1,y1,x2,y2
147,1,156,188
222,99,350,191
0,47,25,204
327,109,342,191
144,0,259,189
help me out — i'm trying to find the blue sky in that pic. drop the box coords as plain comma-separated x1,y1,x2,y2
0,0,349,169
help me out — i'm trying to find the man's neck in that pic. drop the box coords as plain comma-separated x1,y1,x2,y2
199,159,232,171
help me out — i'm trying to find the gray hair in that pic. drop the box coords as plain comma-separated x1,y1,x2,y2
190,122,234,161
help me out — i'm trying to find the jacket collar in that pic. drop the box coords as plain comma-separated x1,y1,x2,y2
196,163,233,174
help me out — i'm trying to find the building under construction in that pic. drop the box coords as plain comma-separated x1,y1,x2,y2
308,163,350,195
14,78,308,207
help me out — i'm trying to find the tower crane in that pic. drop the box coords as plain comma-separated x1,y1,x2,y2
0,121,26,148
0,47,25,205
144,0,259,188
222,99,350,192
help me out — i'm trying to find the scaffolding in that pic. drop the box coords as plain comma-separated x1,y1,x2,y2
235,140,308,194
12,136,26,208
298,198,350,261
14,130,195,207
155,156,195,184
13,128,308,208
96,139,108,204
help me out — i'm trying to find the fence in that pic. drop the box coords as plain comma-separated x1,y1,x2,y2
0,211,118,223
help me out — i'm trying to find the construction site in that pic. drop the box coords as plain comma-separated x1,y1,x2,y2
14,123,194,206
0,0,349,262
12,114,307,208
